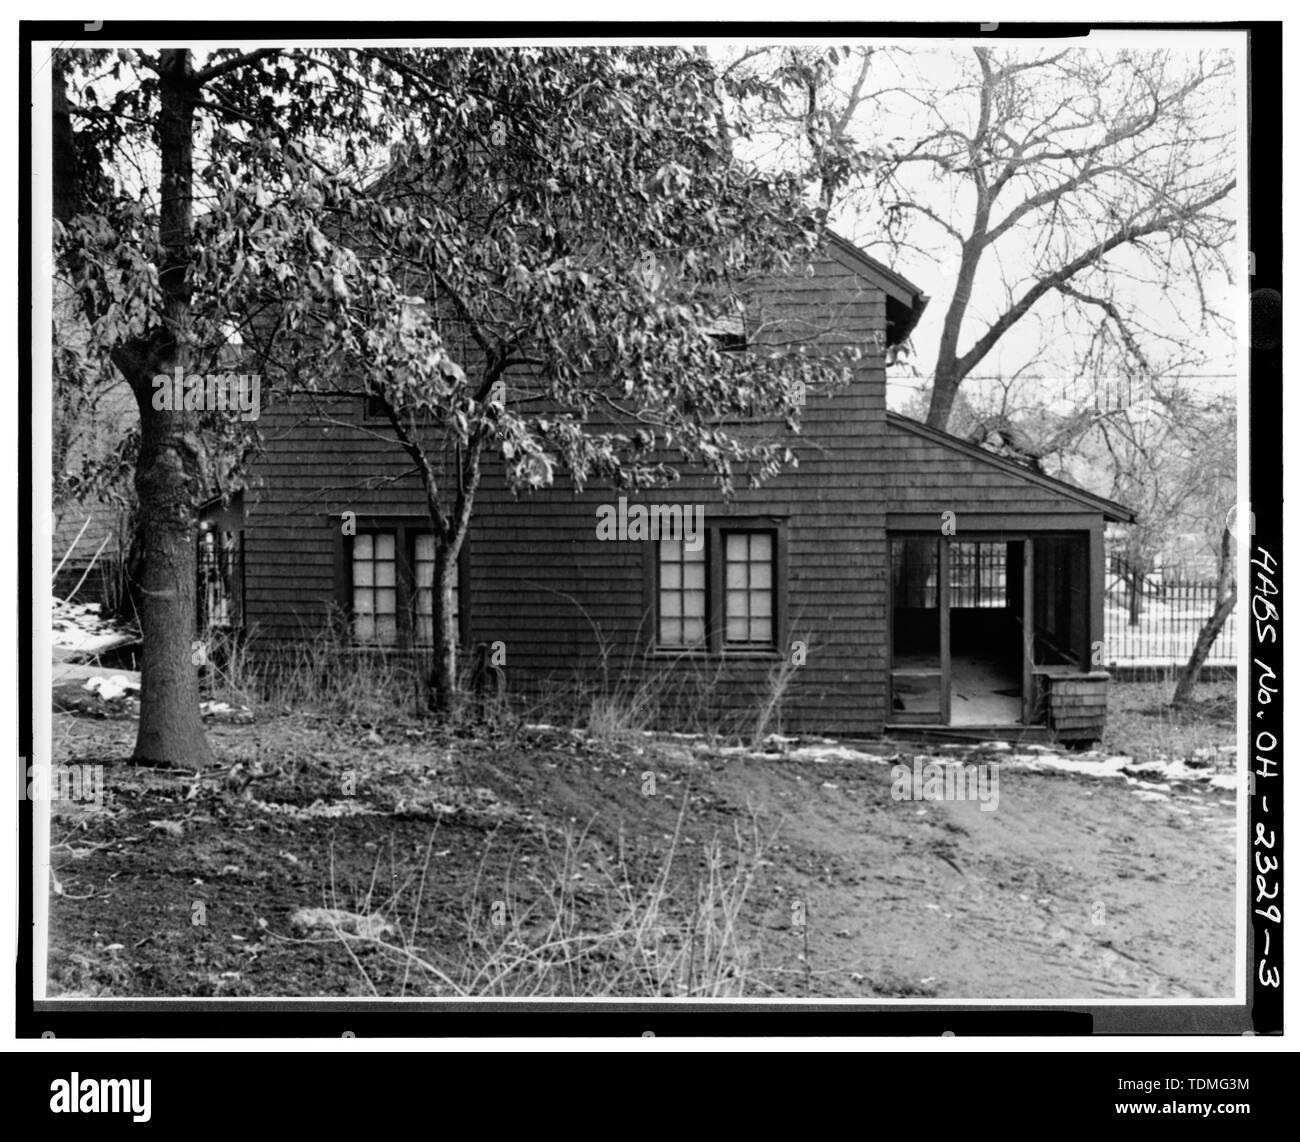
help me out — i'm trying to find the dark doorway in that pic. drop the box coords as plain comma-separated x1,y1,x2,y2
889,533,1090,728
947,540,1021,725
890,537,945,721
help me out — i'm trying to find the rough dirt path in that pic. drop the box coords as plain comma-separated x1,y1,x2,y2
46,715,1237,999
700,754,1236,998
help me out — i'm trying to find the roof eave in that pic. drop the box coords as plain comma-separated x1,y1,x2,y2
886,412,1137,524
887,290,930,348
823,231,930,350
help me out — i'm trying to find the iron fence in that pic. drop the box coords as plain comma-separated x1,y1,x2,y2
1104,560,1237,665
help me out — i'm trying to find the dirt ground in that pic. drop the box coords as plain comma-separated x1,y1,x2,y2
44,692,1238,1001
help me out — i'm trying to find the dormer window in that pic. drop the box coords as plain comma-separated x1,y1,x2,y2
363,388,389,421
705,312,747,352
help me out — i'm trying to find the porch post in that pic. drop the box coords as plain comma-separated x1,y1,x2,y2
938,538,950,724
1089,522,1106,669
1022,538,1034,724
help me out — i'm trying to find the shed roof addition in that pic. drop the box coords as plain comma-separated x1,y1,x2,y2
887,412,1137,523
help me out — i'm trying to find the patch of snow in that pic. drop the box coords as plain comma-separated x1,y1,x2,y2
993,752,1130,780
53,600,137,656
200,700,254,723
253,799,378,820
1033,755,1131,779
83,674,139,701
290,907,394,939
786,745,893,765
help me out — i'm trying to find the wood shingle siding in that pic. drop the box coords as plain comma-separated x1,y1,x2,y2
241,232,1132,738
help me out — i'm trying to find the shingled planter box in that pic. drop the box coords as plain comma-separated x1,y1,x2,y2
1045,671,1110,743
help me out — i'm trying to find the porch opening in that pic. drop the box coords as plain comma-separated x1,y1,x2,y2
888,532,1091,729
890,537,943,721
948,540,1020,726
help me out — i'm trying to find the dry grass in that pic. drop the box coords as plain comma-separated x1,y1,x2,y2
190,614,786,1000
197,626,259,708
310,802,769,998
743,648,803,748
237,615,427,722
1102,678,1236,765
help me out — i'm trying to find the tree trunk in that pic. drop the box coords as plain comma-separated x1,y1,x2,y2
54,50,213,765
1172,527,1236,707
127,395,212,764
926,366,960,431
428,546,459,718
128,50,213,765
51,64,78,220
414,427,484,720
925,223,987,431
1128,568,1143,627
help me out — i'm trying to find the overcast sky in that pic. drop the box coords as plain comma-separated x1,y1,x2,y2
724,32,1245,415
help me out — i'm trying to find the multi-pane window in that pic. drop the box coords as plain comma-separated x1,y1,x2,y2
351,532,398,644
413,533,459,646
949,541,1007,608
655,527,779,651
724,531,774,646
349,528,460,646
658,539,707,648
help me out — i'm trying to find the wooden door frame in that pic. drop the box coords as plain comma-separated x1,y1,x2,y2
1021,537,1034,725
889,530,1052,727
938,538,951,723
886,535,946,724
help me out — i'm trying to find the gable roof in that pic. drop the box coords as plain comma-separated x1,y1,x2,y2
887,412,1137,523
823,231,929,347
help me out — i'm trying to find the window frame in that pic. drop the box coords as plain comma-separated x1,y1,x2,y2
706,315,748,353
360,389,391,425
410,530,462,649
644,516,786,658
334,516,469,649
348,528,402,647
654,532,710,652
720,528,778,649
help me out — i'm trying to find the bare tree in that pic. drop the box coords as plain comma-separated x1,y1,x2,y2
1171,522,1237,707
756,46,1238,430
